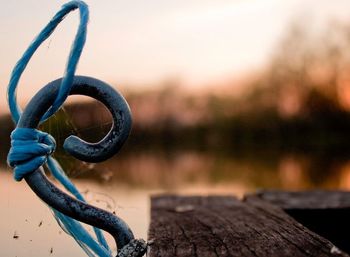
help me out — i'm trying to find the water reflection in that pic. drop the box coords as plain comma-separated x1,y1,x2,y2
0,170,150,257
64,150,350,191
1,150,350,256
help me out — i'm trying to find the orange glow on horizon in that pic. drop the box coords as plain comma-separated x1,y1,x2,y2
1,0,350,113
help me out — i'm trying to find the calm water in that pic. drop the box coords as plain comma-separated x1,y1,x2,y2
0,170,151,257
2,150,350,256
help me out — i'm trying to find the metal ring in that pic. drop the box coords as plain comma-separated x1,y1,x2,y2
17,75,134,251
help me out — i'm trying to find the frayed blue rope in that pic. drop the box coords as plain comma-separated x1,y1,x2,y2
8,0,88,124
8,128,56,181
7,1,112,256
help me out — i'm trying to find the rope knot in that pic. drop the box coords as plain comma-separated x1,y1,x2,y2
7,128,56,181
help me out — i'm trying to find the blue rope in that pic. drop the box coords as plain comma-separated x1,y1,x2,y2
8,128,56,181
8,0,88,124
7,1,112,256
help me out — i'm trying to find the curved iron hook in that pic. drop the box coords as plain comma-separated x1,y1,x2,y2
17,75,141,255
63,76,132,163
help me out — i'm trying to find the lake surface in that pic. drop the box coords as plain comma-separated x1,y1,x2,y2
1,150,350,256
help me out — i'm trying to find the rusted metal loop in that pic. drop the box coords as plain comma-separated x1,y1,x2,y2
17,75,134,252
62,76,131,162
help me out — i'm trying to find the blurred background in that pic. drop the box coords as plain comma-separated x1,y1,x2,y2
2,0,350,256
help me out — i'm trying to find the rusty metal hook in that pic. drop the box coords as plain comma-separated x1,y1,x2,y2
17,75,145,256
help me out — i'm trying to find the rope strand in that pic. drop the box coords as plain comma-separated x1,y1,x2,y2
7,1,112,256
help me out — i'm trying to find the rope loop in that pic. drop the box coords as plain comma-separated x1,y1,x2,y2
6,1,147,256
7,0,89,124
6,1,115,256
8,128,56,181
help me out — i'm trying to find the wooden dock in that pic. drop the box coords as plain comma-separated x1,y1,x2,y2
148,191,350,257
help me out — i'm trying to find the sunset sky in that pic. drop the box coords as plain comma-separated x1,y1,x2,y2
1,0,350,112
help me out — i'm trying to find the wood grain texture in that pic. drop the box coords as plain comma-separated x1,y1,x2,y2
251,190,350,253
148,195,348,257
253,190,350,209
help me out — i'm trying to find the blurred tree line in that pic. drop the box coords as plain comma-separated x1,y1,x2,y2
2,20,350,165
233,21,350,153
127,20,350,155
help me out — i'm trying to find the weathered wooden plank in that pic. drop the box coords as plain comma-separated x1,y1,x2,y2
148,195,348,257
253,190,350,209
251,190,350,253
